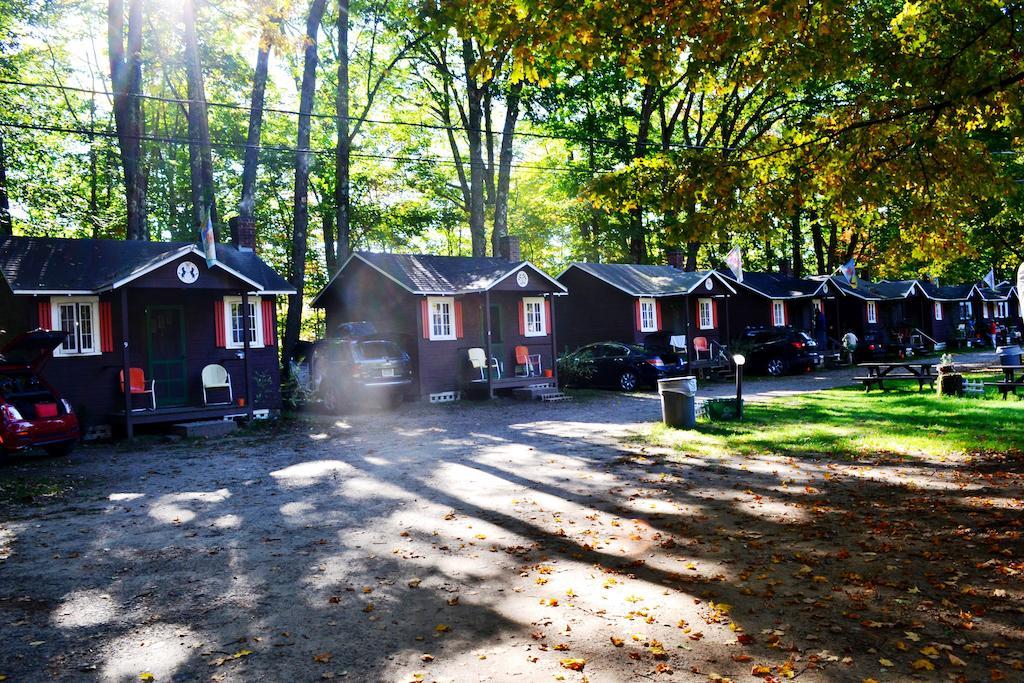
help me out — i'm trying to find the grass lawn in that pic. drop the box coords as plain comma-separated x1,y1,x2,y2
646,386,1024,459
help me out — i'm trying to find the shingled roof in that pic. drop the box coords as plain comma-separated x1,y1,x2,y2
720,270,826,299
312,251,566,305
0,235,294,294
972,281,1017,301
559,263,734,297
915,280,973,301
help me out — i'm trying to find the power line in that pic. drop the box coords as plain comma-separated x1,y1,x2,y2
0,77,728,152
0,119,617,175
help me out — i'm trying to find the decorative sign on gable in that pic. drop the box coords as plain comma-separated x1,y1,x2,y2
516,270,529,288
177,261,200,284
705,278,714,291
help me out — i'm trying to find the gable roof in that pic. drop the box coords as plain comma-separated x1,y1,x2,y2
915,280,973,301
971,281,1017,301
720,270,826,299
558,263,735,297
0,235,294,295
311,251,566,305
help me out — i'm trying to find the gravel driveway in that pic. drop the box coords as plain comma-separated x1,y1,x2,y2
0,350,1007,682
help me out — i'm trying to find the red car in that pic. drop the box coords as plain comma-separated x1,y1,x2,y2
0,330,80,457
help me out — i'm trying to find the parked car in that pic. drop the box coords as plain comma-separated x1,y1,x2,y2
559,342,687,391
855,331,890,361
1,330,80,457
739,326,821,376
310,324,413,411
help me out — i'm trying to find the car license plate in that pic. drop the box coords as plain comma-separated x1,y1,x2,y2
381,368,396,378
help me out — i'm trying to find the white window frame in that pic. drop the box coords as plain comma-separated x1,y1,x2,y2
866,301,877,324
772,300,786,327
224,296,264,349
961,301,973,318
52,296,101,357
427,296,455,341
812,298,823,314
933,302,943,321
638,298,658,333
996,301,1009,318
523,297,547,337
698,298,714,330
982,302,990,319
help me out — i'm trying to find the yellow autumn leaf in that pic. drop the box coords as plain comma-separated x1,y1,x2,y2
559,658,585,671
919,646,939,657
140,674,155,682
948,653,966,667
879,658,894,667
912,659,935,671
435,624,451,633
610,636,624,647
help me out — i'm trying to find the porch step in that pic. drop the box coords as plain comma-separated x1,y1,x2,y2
172,419,238,439
540,391,571,402
512,384,566,401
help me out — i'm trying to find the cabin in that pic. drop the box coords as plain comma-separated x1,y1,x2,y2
310,239,566,401
719,271,828,339
972,282,1022,341
0,222,293,438
814,275,890,341
554,263,736,367
915,281,973,346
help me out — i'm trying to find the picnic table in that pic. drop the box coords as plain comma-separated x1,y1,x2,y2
854,361,936,392
985,365,1024,400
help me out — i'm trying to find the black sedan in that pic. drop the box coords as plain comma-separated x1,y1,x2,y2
559,342,687,391
739,326,821,376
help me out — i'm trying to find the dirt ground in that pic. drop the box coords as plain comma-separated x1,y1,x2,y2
1,365,1021,682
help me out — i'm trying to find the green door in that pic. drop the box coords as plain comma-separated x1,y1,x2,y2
146,306,188,407
484,304,504,370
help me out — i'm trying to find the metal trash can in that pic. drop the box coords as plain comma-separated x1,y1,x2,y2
997,345,1022,366
658,376,697,429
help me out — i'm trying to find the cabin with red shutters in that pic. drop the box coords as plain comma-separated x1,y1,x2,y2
0,228,293,438
719,270,829,338
311,238,567,400
554,263,737,367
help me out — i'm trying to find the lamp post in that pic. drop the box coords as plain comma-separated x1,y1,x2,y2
733,354,745,420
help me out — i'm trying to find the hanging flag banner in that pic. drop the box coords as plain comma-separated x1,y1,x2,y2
201,210,217,268
725,247,743,283
1017,261,1024,317
840,258,858,289
984,267,996,290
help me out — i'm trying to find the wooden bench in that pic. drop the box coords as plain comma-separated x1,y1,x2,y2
985,381,1024,400
854,372,935,392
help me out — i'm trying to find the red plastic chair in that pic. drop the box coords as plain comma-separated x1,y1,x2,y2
514,345,541,377
693,336,710,361
119,368,157,411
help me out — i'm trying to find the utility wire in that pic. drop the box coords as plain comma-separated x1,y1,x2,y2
0,119,619,175
0,77,729,152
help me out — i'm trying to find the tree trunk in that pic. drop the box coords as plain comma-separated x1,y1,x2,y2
790,205,803,277
239,21,275,222
628,83,657,264
283,0,327,372
462,40,487,256
108,0,147,240
183,0,217,236
333,0,350,270
491,82,521,256
0,133,12,237
809,210,826,274
827,223,838,271
686,241,699,271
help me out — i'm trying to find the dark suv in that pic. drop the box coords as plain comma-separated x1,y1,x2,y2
311,323,413,411
739,326,821,376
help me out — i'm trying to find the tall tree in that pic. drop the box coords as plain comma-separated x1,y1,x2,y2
182,0,217,236
283,0,328,369
332,0,349,271
107,0,147,240
239,11,280,224
0,133,11,237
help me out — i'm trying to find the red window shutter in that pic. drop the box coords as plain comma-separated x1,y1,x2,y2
712,300,719,328
518,300,526,336
99,301,114,353
545,299,552,335
261,298,276,345
421,299,430,339
214,299,226,348
655,300,663,331
696,300,702,328
637,300,644,331
454,300,464,339
783,302,788,326
37,298,51,330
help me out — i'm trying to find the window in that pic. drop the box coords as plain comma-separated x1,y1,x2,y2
812,299,823,314
866,301,877,324
53,297,100,356
933,302,943,321
523,297,546,336
698,298,714,330
772,300,786,327
427,296,455,341
982,302,990,319
638,298,658,332
224,296,264,349
996,301,1009,318
959,301,973,319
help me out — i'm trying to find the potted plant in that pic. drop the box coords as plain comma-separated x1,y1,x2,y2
936,353,963,397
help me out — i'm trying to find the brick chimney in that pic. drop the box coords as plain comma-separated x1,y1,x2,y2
498,235,521,261
665,249,686,270
228,216,256,252
777,258,792,278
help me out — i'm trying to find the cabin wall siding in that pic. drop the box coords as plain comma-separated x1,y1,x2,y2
554,268,638,352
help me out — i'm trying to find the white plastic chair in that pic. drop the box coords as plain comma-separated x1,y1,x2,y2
468,348,501,381
201,364,233,405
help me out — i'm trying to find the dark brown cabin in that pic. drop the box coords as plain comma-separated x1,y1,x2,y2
719,271,828,340
554,263,736,367
310,241,567,400
972,282,1022,331
0,229,293,438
